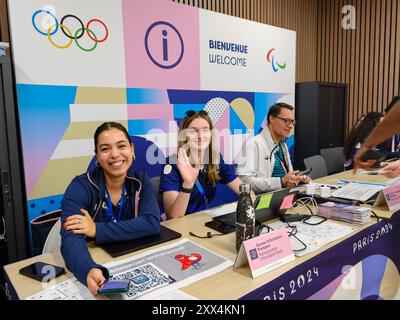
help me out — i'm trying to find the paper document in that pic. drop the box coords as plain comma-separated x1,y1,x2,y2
25,278,102,300
265,218,356,257
104,239,233,300
208,202,237,217
331,181,385,202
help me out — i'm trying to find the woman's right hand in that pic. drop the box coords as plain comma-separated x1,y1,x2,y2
176,147,201,188
86,268,106,295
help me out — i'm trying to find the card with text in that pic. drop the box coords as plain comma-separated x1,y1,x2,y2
233,228,295,278
374,184,400,213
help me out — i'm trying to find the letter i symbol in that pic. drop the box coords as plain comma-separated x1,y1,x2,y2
162,30,168,61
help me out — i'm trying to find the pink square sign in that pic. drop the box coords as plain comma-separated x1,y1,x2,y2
234,227,295,278
123,0,200,90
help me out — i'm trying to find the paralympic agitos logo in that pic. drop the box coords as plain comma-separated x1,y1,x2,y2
266,48,287,73
32,9,109,52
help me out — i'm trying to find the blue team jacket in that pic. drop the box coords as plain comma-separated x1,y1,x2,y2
60,165,160,286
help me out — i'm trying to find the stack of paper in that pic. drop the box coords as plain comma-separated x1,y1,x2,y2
317,201,371,224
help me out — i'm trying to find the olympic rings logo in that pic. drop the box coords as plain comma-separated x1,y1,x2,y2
32,10,109,52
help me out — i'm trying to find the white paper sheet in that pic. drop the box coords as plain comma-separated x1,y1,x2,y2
265,218,356,257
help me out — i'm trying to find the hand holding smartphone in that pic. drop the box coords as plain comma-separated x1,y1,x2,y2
360,149,386,162
97,279,130,295
296,168,312,176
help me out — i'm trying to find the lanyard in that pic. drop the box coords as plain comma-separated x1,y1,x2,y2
195,179,209,210
270,143,289,174
275,145,289,174
105,185,126,222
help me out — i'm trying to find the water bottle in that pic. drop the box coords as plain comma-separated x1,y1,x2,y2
236,183,255,252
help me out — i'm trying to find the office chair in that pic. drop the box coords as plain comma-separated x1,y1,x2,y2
151,176,162,207
42,219,61,254
320,147,346,174
303,155,328,179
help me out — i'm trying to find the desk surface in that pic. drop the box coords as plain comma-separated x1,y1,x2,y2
4,171,395,300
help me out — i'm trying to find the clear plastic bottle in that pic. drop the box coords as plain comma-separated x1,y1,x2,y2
236,184,255,252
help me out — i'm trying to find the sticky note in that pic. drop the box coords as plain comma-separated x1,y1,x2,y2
256,193,273,210
280,194,295,210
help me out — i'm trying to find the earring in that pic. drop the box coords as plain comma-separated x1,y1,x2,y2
133,154,135,160
95,160,100,167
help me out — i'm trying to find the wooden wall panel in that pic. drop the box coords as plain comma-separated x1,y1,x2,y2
317,0,400,136
5,0,396,139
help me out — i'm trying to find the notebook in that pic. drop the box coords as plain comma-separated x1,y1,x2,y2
213,188,294,226
101,225,182,258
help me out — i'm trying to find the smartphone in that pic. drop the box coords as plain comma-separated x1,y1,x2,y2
297,168,312,176
98,279,130,295
205,220,235,234
19,262,66,282
360,149,386,168
360,149,386,162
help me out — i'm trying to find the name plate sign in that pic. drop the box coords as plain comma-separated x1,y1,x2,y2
234,227,295,278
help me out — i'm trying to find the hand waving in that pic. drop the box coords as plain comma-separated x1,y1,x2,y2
176,147,201,188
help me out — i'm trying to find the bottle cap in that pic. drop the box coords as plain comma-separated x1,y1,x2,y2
239,183,251,193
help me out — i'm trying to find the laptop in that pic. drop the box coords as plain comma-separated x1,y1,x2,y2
213,188,295,226
101,225,182,258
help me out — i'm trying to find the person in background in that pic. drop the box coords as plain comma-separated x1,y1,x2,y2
237,102,310,194
61,122,160,295
343,111,383,170
159,110,244,219
354,99,400,171
378,96,400,158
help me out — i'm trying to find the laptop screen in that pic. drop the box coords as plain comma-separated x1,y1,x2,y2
252,188,294,222
213,188,296,225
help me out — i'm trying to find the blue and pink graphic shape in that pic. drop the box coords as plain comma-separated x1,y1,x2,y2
123,0,200,90
308,255,400,300
21,84,291,226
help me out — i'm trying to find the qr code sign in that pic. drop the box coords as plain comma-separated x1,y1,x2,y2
111,262,173,299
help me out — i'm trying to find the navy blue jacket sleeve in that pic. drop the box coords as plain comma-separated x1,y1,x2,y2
60,177,109,286
95,172,160,245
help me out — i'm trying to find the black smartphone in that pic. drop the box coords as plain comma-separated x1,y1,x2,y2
297,168,312,176
205,220,235,234
19,262,66,282
98,279,130,295
360,149,386,167
360,149,386,161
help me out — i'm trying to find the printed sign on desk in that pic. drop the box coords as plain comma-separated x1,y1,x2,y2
234,228,295,278
374,184,400,213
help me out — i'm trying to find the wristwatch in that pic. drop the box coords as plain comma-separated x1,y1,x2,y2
180,185,193,193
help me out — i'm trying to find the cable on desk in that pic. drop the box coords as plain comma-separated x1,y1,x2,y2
189,231,225,239
371,210,388,222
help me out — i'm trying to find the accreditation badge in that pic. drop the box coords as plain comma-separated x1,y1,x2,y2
163,164,172,175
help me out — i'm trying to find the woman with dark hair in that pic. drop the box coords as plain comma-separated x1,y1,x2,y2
159,110,243,219
61,122,160,294
344,111,383,170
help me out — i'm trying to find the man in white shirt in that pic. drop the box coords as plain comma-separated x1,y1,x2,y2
237,103,309,194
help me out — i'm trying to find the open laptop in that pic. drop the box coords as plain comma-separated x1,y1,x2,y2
101,225,182,258
213,188,295,226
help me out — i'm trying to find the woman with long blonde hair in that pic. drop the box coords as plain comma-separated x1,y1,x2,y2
160,110,242,219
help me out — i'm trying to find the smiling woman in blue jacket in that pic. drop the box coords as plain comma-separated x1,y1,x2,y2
60,122,160,295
